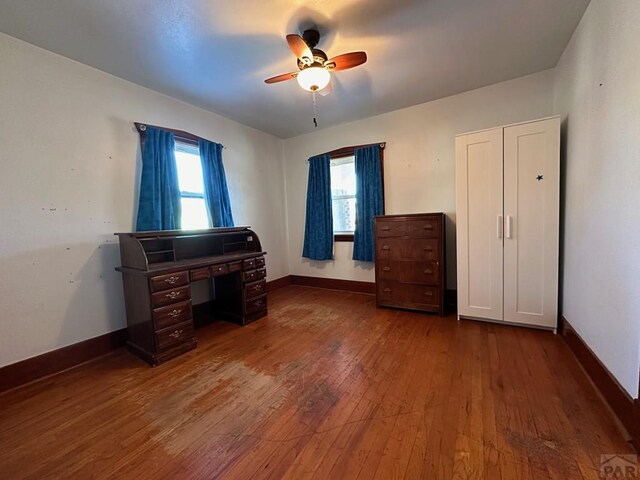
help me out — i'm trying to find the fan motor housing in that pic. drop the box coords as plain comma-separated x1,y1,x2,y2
298,48,328,70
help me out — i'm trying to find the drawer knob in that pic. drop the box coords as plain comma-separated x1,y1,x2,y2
382,245,390,251
383,288,392,293
169,329,183,338
217,267,224,272
166,291,180,299
423,269,433,274
382,267,391,272
165,276,179,284
168,309,182,317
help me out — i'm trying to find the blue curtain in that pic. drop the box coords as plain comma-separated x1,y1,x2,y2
302,154,333,260
199,140,234,227
353,145,384,261
136,127,181,231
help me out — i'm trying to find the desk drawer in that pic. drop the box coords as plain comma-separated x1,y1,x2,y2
150,271,189,292
156,320,194,351
228,261,242,273
245,294,267,315
245,279,266,299
153,300,192,330
243,258,256,270
190,267,211,281
210,263,229,277
243,268,266,283
151,285,191,308
376,219,439,238
255,256,266,268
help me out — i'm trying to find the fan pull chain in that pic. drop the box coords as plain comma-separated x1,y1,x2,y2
312,89,318,128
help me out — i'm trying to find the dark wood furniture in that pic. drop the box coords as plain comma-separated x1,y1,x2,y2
374,213,446,315
115,227,267,366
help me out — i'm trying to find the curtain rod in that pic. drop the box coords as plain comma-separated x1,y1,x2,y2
135,122,225,149
306,142,386,162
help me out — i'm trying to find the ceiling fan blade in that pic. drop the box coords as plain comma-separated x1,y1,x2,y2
264,72,298,84
318,80,332,96
326,51,367,71
286,34,314,64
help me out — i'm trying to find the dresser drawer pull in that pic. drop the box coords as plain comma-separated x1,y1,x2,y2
255,284,263,291
165,276,179,285
424,291,433,296
424,224,433,230
382,245,390,251
168,329,183,338
382,267,391,272
165,291,181,299
423,247,433,252
168,309,182,317
381,226,391,231
423,269,433,274
383,288,392,293
254,299,263,306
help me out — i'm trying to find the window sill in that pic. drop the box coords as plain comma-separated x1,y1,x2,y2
334,233,354,242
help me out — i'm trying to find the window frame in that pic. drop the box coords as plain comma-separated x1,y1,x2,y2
326,143,385,242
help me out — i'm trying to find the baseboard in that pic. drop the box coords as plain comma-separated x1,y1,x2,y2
560,316,637,448
266,275,292,291
0,328,128,394
290,275,376,295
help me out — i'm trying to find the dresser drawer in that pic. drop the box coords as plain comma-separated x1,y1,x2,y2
156,320,195,351
150,271,189,292
377,281,440,309
378,260,439,285
255,256,266,268
151,285,191,308
376,219,439,238
243,268,266,283
210,263,229,277
376,238,439,261
190,267,211,281
245,279,267,299
153,300,192,330
245,294,267,315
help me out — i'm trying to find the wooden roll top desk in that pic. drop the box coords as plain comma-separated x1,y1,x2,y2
115,227,267,366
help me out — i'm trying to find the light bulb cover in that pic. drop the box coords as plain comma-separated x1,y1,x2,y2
296,67,331,91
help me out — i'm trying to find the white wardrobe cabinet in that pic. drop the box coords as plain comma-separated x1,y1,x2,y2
455,116,560,330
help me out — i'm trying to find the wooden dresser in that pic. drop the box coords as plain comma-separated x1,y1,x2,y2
115,227,267,366
374,213,446,315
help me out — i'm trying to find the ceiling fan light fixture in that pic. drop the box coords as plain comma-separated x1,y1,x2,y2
296,66,330,92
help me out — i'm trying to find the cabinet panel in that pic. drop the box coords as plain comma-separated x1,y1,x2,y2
455,129,504,321
503,117,559,328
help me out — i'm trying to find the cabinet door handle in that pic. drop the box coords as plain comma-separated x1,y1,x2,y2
506,215,512,239
497,215,503,239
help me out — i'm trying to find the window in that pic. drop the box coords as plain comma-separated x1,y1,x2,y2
330,156,356,236
174,142,209,230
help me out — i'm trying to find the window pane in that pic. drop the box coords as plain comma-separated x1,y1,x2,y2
330,158,356,197
175,145,205,194
181,197,209,230
332,197,356,233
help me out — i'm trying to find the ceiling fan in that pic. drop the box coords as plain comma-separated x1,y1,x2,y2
264,29,367,95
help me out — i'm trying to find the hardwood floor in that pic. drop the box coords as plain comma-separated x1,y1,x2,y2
0,286,633,479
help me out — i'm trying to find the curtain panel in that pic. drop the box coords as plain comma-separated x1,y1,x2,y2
199,140,234,228
353,145,384,261
135,127,181,231
302,154,334,261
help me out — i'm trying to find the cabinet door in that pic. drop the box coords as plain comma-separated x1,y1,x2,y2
455,128,504,321
503,117,560,328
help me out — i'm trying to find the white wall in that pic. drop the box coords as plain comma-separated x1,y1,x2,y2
553,0,640,397
283,70,556,288
0,33,288,368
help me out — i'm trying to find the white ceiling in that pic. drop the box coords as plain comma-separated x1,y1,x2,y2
0,0,589,138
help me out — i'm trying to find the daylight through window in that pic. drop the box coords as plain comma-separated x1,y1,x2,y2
174,142,209,230
330,156,356,233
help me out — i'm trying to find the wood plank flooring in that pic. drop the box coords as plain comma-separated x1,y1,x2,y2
0,286,633,479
